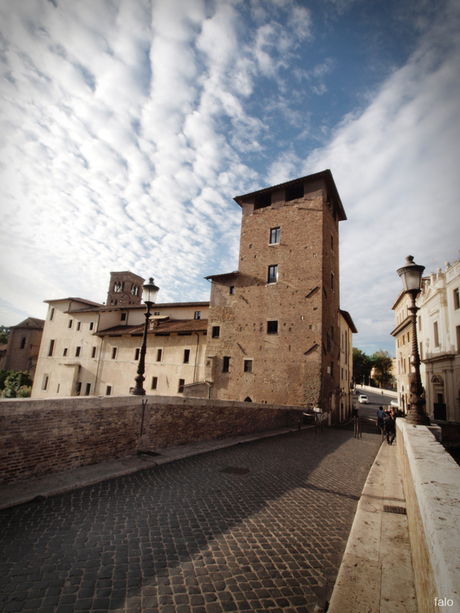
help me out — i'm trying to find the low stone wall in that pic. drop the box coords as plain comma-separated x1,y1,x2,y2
397,420,460,613
0,395,304,486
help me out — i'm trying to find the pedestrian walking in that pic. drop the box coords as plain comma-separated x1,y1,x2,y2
383,408,396,445
377,406,384,431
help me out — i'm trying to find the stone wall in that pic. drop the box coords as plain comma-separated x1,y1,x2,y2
0,395,304,486
397,420,460,613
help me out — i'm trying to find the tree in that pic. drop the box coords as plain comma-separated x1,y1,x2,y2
1,371,33,398
371,350,394,389
0,369,15,390
0,326,9,345
353,348,373,386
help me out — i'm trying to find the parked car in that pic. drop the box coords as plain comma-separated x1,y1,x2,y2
390,399,399,408
358,395,369,404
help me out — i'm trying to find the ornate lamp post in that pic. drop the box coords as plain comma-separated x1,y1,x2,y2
129,277,159,396
397,256,430,425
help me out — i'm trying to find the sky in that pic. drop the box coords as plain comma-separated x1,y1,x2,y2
1,0,459,356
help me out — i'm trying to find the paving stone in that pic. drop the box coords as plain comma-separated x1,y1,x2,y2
0,426,380,613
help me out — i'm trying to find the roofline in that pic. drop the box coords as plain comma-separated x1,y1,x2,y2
339,310,358,333
205,271,239,281
233,169,346,221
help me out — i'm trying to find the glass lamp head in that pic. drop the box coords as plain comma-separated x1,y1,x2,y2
397,256,425,293
142,277,160,305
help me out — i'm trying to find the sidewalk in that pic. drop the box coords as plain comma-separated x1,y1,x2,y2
0,425,306,511
328,438,417,613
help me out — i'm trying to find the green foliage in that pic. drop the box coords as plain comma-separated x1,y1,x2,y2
352,348,373,385
371,349,394,388
0,369,15,390
1,371,33,398
0,325,10,344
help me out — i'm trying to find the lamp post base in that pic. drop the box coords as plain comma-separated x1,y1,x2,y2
129,374,146,396
405,395,430,426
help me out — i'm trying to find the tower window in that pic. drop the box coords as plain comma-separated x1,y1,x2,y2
112,347,118,360
270,227,280,244
230,286,235,295
267,321,278,334
212,326,220,338
184,349,190,364
267,265,278,284
223,356,230,372
285,184,304,201
20,337,26,349
178,379,185,393
244,359,253,373
254,192,271,210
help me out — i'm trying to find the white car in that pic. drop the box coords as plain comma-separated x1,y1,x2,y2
358,395,369,404
390,399,399,408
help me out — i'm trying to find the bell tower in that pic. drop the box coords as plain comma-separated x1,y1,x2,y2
106,271,145,306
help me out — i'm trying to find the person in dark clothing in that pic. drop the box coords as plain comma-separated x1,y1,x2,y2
383,408,396,444
377,406,384,431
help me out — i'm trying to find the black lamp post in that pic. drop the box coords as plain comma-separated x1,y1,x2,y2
129,277,159,396
397,256,430,425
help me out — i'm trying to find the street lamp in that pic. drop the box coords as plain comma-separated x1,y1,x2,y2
129,277,160,396
397,256,430,425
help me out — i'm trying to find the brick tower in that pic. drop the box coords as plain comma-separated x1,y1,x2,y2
205,170,346,419
106,271,145,307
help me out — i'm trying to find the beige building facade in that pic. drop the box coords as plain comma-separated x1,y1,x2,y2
392,254,460,422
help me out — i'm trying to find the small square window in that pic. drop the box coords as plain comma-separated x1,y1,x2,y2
270,227,280,244
223,356,230,372
151,376,158,390
178,379,185,393
268,265,278,284
244,359,253,373
212,326,220,338
267,321,278,334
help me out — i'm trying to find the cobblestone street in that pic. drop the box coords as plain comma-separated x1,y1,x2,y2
0,426,381,613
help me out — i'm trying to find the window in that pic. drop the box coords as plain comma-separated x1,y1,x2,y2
133,348,140,360
156,348,163,362
270,227,280,244
63,348,68,357
212,326,220,338
331,235,334,251
114,281,124,292
75,346,81,357
121,313,127,321
285,184,304,201
89,322,94,331
76,321,81,331
456,325,460,353
434,322,440,348
331,325,334,340
68,320,73,329
91,347,96,358
230,286,235,295
194,311,201,320
42,374,49,391
331,273,334,291
267,265,278,284
254,192,271,210
222,356,230,373
267,320,278,334
454,288,460,310
20,337,26,349
48,340,55,356
330,362,334,377
56,384,60,393
420,342,423,360
178,379,185,393
49,307,55,321
151,377,158,390
184,349,190,364
131,284,139,296
111,347,118,360
85,383,91,396
244,359,253,373
106,386,112,396
75,381,82,395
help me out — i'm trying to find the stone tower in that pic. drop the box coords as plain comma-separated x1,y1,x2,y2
106,271,145,307
206,169,346,419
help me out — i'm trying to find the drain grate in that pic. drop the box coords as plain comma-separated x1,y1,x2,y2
383,505,407,514
220,466,250,476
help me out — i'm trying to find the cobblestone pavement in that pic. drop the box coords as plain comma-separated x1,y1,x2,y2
0,425,381,613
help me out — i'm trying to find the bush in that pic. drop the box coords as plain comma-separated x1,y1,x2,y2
1,371,33,398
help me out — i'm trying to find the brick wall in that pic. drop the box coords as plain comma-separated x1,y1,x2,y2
0,395,303,486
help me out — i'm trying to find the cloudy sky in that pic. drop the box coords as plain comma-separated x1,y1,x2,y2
1,0,459,356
